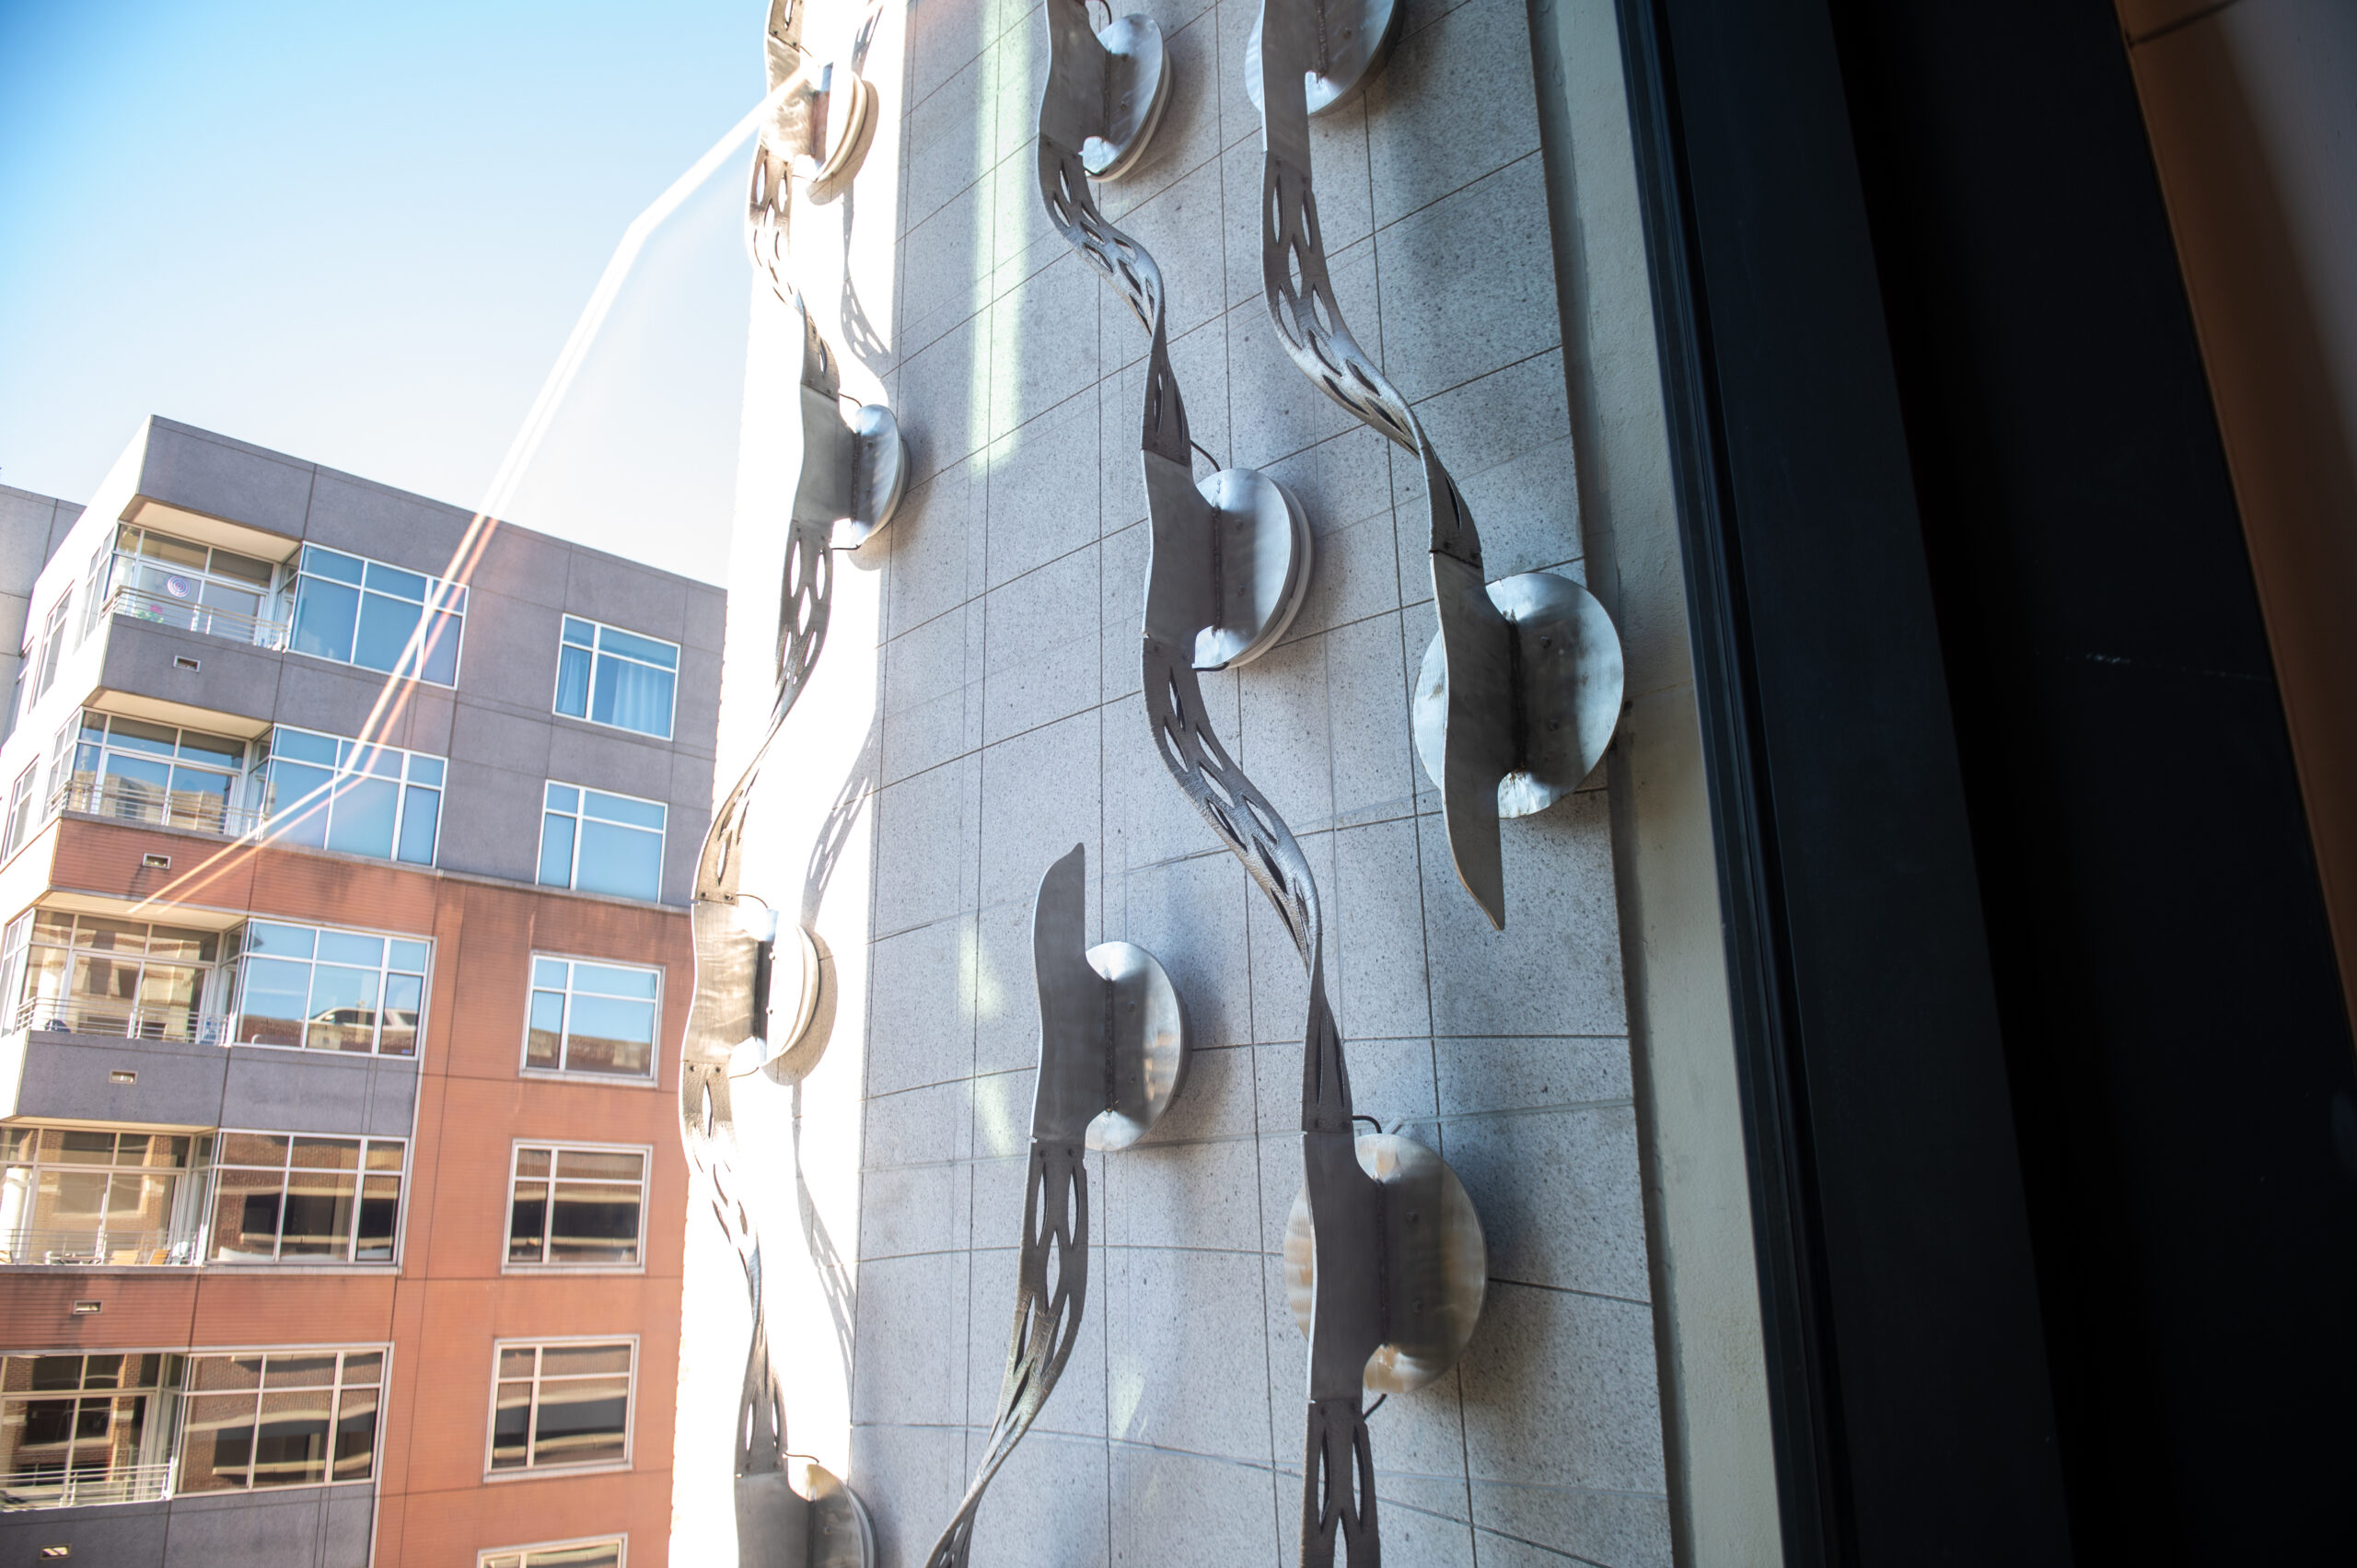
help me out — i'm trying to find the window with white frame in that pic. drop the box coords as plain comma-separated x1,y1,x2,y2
31,594,70,702
104,525,279,632
506,1144,648,1267
537,784,665,901
64,710,250,831
554,616,679,739
177,1348,383,1492
2,765,34,858
253,725,443,865
481,1539,626,1568
73,543,109,645
230,920,428,1056
487,1341,633,1475
524,957,660,1079
289,544,463,685
0,1129,210,1266
14,911,228,1040
0,1353,181,1499
205,1132,405,1263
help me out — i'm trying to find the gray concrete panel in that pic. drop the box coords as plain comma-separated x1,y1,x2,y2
433,757,544,886
671,643,723,761
160,1483,372,1568
446,587,563,714
220,1047,419,1138
6,1030,228,1127
563,547,688,644
660,800,710,907
0,1499,168,1567
468,519,571,610
269,659,415,744
0,485,75,594
135,424,311,540
97,617,283,730
447,689,554,779
546,722,673,804
300,470,469,575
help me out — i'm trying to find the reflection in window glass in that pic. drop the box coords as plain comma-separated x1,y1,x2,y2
178,1349,382,1492
13,912,226,1040
553,616,679,739
507,1145,646,1266
254,726,443,866
523,957,660,1079
290,545,464,685
0,1353,179,1500
487,1342,633,1474
206,1132,405,1263
481,1540,625,1568
232,920,428,1056
0,1128,206,1265
537,783,666,901
65,710,249,833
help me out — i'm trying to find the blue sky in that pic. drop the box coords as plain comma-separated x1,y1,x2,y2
0,0,761,568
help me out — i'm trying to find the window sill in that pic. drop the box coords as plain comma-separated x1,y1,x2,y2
499,1261,648,1277
517,1067,662,1090
482,1460,633,1485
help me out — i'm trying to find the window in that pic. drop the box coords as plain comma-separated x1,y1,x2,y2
64,710,250,831
0,1129,208,1265
554,617,678,739
74,543,109,645
206,1132,405,1263
16,911,227,1040
2,765,33,857
105,526,278,628
507,1145,648,1267
231,920,427,1056
32,594,70,702
178,1349,382,1492
254,725,443,865
487,1341,633,1475
537,784,666,900
482,1539,627,1568
524,958,661,1079
290,544,463,685
0,1353,180,1501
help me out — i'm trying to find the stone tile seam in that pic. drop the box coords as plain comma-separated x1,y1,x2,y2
1487,1277,1651,1310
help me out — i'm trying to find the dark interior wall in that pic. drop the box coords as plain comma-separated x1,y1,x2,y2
1823,2,2357,1561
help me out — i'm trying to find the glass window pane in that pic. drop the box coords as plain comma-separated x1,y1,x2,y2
207,548,275,587
210,1169,284,1260
554,644,592,719
553,1149,644,1183
561,617,595,646
107,718,178,757
218,1132,289,1167
549,1181,641,1264
516,1148,552,1179
331,1383,377,1480
397,784,439,865
597,625,679,668
537,814,576,888
292,576,360,663
378,971,422,1057
192,1354,264,1392
301,547,365,585
573,964,659,1001
238,956,311,1047
531,958,569,989
354,1175,399,1261
363,1142,406,1173
589,655,674,738
508,1180,548,1262
145,926,216,964
574,821,661,902
352,592,423,675
497,1347,538,1380
305,966,380,1053
261,1355,340,1388
277,1170,355,1259
388,939,430,972
582,791,666,830
179,1392,259,1492
265,761,334,848
531,1375,629,1468
176,729,246,767
407,756,444,787
341,1353,383,1386
419,610,461,686
489,1380,533,1470
361,561,429,601
544,783,579,812
315,932,382,968
290,1138,360,1172
526,992,566,1070
250,1387,331,1487
556,993,656,1077
272,728,341,766
324,774,399,860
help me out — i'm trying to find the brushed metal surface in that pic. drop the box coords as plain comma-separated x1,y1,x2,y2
1253,0,1620,931
1194,467,1316,669
927,845,1191,1567
1411,571,1625,818
1244,0,1404,116
1285,1133,1489,1395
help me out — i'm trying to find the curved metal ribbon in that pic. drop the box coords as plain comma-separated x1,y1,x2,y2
1256,0,1517,932
1037,5,1390,1563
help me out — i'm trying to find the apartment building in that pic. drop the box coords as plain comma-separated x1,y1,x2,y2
0,419,717,1568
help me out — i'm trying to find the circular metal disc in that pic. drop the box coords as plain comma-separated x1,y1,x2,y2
727,923,823,1078
806,1463,877,1568
1192,467,1315,669
1085,17,1175,180
1245,0,1405,117
1083,940,1190,1151
805,69,879,201
1412,570,1624,818
839,403,906,548
1285,1133,1488,1395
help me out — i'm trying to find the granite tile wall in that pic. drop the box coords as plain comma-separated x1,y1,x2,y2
845,0,1669,1561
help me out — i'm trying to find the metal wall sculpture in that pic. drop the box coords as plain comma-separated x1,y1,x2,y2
680,3,900,1564
926,844,1190,1567
1038,6,1487,1564
1254,0,1625,931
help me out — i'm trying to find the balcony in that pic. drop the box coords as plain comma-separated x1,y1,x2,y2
9,997,234,1047
49,777,262,842
0,1226,199,1268
0,1460,176,1511
102,585,288,652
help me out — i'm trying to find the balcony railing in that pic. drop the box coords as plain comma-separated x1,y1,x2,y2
0,1226,201,1268
105,585,288,651
0,1460,176,1511
49,777,263,840
12,996,233,1045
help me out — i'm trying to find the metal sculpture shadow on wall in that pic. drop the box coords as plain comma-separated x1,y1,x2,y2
1254,0,1625,932
679,3,900,1563
925,843,1190,1568
1038,6,1489,1564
